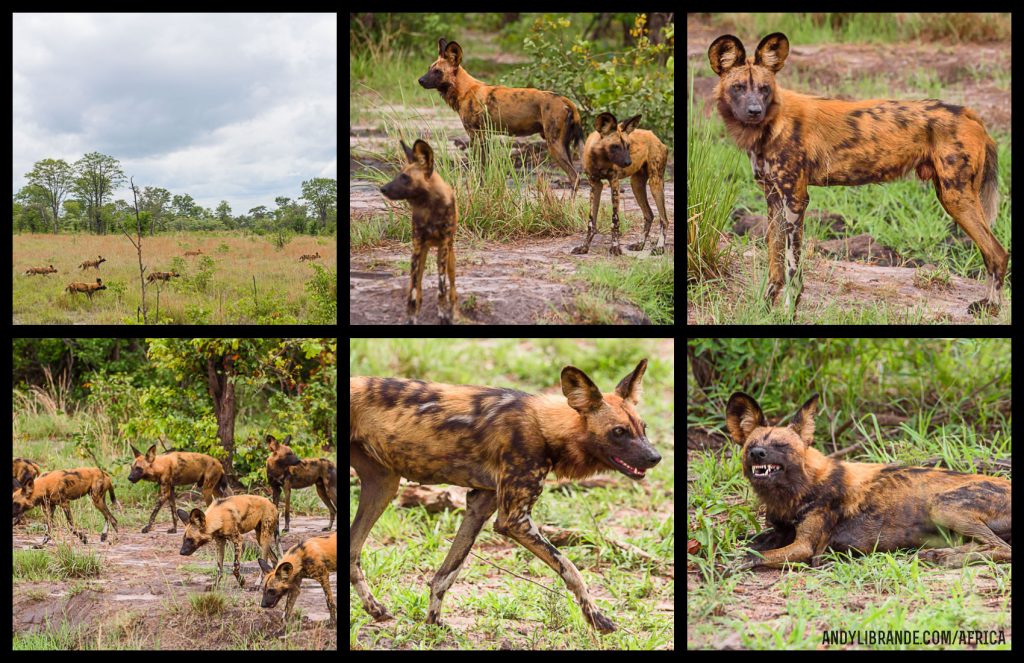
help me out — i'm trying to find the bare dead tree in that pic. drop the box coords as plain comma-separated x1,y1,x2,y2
121,175,149,322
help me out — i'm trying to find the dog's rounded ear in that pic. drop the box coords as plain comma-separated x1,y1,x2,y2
789,393,819,445
725,392,766,445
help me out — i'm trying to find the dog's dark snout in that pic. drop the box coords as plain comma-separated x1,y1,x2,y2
749,447,768,461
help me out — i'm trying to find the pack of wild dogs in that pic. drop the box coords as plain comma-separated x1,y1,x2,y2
22,247,325,303
379,37,671,325
12,434,338,629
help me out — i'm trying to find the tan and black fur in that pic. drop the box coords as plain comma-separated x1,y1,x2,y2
128,444,230,533
265,434,337,532
24,265,57,276
259,530,337,626
79,255,106,270
12,467,119,546
573,112,669,256
66,278,106,299
419,38,584,193
380,139,458,325
709,33,1007,316
146,270,180,283
299,252,321,262
177,494,282,588
725,392,1011,569
350,359,660,634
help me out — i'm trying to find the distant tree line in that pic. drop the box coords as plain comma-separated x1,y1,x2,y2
13,152,337,236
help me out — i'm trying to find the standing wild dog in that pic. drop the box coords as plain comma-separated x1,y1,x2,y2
380,139,458,325
265,434,338,532
708,33,1008,316
79,255,106,270
183,249,203,257
12,467,119,546
419,38,585,193
24,265,57,276
146,270,180,283
725,392,1011,570
299,252,321,262
259,530,337,626
350,359,660,633
177,494,283,588
66,278,107,300
573,112,669,256
128,444,230,533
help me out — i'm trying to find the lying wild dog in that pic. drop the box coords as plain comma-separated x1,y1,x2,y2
726,392,1012,569
573,113,669,256
12,467,119,546
79,255,106,270
350,359,660,633
266,434,337,532
66,278,107,300
128,444,230,533
177,494,282,588
259,530,337,626
146,270,180,283
299,252,321,262
183,249,203,257
380,139,458,325
419,38,585,193
25,265,57,276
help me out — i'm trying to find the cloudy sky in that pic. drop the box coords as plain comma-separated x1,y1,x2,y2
13,13,337,214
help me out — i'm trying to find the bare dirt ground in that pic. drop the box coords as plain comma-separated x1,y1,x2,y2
12,514,338,650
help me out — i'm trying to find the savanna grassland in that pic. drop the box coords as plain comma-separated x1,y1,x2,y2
13,233,337,324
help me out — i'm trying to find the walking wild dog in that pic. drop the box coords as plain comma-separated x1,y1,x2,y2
573,113,669,256
79,255,106,270
259,530,337,626
380,139,458,325
66,278,107,300
12,467,119,546
128,444,230,533
725,392,1011,570
184,249,203,257
25,265,57,276
419,38,585,193
12,458,41,524
146,270,180,283
266,434,338,532
350,359,660,633
177,494,283,588
299,252,321,262
708,33,1008,316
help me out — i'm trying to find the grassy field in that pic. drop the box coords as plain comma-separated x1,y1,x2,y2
14,233,337,324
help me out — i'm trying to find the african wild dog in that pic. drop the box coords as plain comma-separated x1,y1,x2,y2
725,392,1011,570
177,494,283,588
146,270,180,283
184,249,203,257
380,139,458,325
350,359,660,633
128,444,230,533
419,38,585,193
66,278,107,300
708,33,1008,316
266,434,338,532
24,265,57,276
12,467,119,546
259,530,337,627
79,255,106,270
12,458,41,524
299,252,321,262
573,112,669,256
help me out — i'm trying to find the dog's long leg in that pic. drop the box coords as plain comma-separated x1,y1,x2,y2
493,472,617,634
426,489,498,626
349,442,400,621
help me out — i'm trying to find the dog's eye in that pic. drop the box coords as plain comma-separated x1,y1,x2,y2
614,427,627,437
